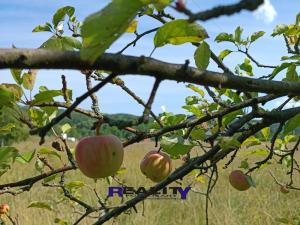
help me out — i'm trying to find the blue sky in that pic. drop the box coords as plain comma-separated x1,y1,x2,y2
0,0,299,115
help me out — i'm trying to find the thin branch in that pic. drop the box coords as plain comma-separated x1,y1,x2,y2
188,0,264,22
0,165,75,190
30,73,116,144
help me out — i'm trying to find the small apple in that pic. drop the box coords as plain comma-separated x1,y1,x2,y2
75,135,124,178
140,150,172,183
229,170,251,191
176,0,186,11
280,185,289,194
0,204,9,214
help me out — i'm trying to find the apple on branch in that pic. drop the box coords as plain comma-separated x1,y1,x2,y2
75,135,124,178
140,150,172,183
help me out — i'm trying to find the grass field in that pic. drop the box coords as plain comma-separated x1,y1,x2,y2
0,137,299,225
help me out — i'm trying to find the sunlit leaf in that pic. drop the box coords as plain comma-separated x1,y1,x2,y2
52,6,75,28
215,32,234,43
65,181,85,189
0,123,15,135
194,41,210,69
218,49,232,61
10,69,23,85
39,148,62,160
0,146,19,176
154,19,208,47
16,150,36,164
261,127,270,141
28,201,53,211
186,84,205,97
161,136,194,158
283,114,300,135
81,0,144,61
32,23,53,33
250,31,265,43
271,24,289,37
23,70,37,91
32,90,62,105
61,123,72,134
126,20,138,33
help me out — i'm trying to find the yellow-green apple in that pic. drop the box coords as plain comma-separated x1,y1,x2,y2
75,135,124,178
140,151,172,183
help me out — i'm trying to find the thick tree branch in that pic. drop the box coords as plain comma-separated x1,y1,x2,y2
1,49,300,96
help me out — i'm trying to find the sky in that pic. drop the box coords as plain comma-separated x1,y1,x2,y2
0,0,299,115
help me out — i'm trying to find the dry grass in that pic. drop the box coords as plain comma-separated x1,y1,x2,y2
0,137,299,225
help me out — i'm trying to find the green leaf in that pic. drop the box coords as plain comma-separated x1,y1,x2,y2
250,31,265,43
271,24,289,37
81,0,144,62
61,36,82,50
270,63,291,79
243,148,269,156
65,181,85,189
296,12,300,25
0,147,19,176
234,26,243,43
40,36,80,50
152,0,172,11
54,218,70,225
222,110,243,126
246,175,256,187
182,105,203,117
284,64,298,82
241,136,261,148
32,90,62,105
283,114,300,135
215,32,234,43
261,127,270,141
283,155,292,168
161,113,187,126
116,167,127,174
218,136,241,151
190,127,206,141
160,136,194,158
239,159,249,169
0,123,15,135
39,148,62,160
218,49,232,61
0,84,23,107
284,135,297,143
238,58,253,76
10,69,23,85
23,70,37,91
44,174,57,183
16,150,36,164
52,6,75,28
154,19,208,47
28,201,53,211
32,23,53,32
61,123,72,134
194,41,210,69
186,84,205,97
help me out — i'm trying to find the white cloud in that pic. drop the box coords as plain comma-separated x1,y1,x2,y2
253,0,277,23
